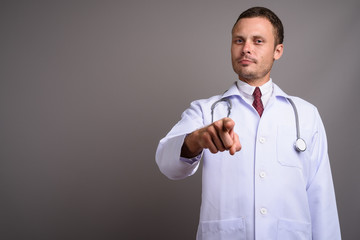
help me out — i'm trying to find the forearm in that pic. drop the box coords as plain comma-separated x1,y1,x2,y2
156,99,206,179
307,112,341,239
156,134,200,180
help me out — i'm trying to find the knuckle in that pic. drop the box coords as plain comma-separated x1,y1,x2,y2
200,132,211,143
201,133,213,145
212,120,223,131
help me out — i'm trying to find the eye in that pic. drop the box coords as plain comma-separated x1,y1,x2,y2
234,39,243,44
255,39,264,44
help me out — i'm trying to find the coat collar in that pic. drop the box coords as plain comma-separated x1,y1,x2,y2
221,81,290,100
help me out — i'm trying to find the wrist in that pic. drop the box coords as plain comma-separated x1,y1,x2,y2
181,132,202,158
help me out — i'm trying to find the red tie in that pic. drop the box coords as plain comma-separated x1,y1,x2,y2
252,87,264,117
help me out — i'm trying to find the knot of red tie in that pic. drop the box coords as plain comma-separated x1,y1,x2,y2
252,87,264,117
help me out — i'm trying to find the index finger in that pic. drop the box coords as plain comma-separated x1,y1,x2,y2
222,118,235,132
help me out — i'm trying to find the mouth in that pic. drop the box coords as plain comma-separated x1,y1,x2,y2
239,59,254,65
237,56,256,65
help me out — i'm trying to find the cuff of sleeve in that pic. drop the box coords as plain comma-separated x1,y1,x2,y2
180,152,203,165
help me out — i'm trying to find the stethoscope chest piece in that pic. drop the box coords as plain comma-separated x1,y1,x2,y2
295,138,307,152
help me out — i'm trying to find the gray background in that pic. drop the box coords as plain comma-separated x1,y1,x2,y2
1,0,359,239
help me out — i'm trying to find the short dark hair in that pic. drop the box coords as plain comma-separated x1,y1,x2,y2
233,7,284,46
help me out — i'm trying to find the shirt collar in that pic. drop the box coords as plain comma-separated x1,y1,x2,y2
222,79,289,99
236,79,273,97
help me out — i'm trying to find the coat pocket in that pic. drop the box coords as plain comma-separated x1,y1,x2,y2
277,126,308,169
277,219,311,240
198,218,246,240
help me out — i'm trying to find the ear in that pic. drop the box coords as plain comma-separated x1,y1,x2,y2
273,44,283,60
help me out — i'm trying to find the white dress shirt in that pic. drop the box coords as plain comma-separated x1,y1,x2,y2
236,79,273,107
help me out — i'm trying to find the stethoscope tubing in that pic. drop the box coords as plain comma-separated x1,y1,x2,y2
210,97,307,152
210,98,232,123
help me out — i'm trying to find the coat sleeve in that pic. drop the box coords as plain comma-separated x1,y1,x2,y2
155,100,206,180
306,109,341,239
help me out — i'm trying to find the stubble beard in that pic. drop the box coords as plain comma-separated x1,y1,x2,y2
235,62,273,85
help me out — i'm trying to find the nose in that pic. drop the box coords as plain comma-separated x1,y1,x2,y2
241,41,251,55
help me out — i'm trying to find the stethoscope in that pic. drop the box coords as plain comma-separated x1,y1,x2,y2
210,97,307,152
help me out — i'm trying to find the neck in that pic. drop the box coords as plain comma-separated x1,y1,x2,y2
238,76,270,87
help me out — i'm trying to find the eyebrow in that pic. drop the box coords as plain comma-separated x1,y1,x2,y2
232,35,265,39
232,35,244,39
252,35,265,39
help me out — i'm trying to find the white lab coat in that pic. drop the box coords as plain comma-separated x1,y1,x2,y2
156,82,341,240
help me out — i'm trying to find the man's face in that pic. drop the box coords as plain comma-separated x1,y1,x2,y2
231,17,283,86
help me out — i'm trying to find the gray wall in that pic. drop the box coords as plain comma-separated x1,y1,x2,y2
1,0,359,239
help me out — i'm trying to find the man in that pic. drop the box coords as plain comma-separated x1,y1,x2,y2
156,7,341,240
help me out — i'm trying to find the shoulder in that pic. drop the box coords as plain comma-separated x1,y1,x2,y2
189,95,223,108
181,83,239,125
284,96,324,136
287,95,320,118
274,84,322,129
187,82,239,110
183,95,223,121
287,96,318,112
274,83,319,115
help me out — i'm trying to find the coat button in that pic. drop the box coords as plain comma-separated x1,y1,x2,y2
259,137,266,143
259,171,266,178
260,208,268,215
